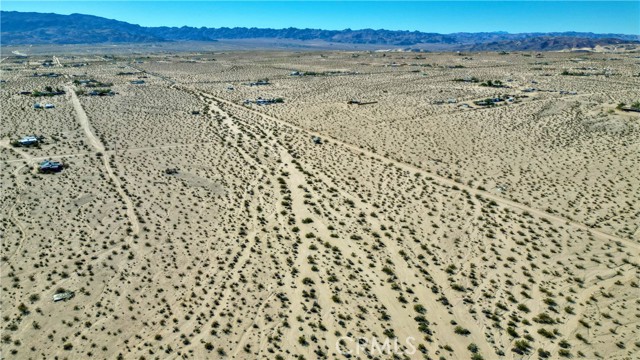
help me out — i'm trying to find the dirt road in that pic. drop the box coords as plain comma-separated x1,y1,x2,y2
195,89,638,249
67,86,139,235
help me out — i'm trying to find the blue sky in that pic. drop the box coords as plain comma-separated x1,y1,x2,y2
3,1,639,34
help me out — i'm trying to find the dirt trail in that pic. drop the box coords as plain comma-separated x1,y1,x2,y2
204,92,493,355
67,86,105,152
183,94,281,356
0,139,38,176
1,199,28,272
67,86,140,236
0,141,226,165
197,91,638,249
0,142,32,269
231,290,276,357
0,139,35,163
128,64,176,84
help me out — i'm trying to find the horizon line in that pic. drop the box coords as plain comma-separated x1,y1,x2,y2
2,10,638,36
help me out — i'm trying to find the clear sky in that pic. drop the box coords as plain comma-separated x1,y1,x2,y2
2,1,639,34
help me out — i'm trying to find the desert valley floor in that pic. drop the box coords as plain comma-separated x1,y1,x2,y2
1,50,639,360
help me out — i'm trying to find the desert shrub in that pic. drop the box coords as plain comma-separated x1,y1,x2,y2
564,306,575,314
298,336,308,346
559,349,571,357
454,326,470,336
537,328,555,339
513,340,531,354
414,304,426,314
533,313,555,324
537,348,551,358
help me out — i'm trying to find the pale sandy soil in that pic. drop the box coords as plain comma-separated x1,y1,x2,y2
1,51,638,360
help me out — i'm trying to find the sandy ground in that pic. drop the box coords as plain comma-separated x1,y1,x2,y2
1,51,638,360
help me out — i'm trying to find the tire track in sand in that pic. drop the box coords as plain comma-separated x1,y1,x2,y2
196,90,638,249
67,85,140,236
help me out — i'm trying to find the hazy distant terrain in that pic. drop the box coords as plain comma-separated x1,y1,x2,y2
2,11,638,51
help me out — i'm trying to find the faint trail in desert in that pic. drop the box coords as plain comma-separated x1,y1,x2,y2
0,140,35,176
127,63,176,84
196,90,638,249
231,290,276,357
1,197,28,271
122,73,638,246
0,139,35,164
193,91,496,355
0,140,31,268
68,86,105,152
0,140,241,165
67,85,140,236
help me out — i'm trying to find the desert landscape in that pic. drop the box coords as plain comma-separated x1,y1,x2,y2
1,49,639,360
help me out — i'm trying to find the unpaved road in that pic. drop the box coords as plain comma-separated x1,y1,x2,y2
194,89,639,249
67,86,140,235
68,86,105,152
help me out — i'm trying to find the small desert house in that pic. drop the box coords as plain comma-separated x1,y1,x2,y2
53,291,75,302
18,136,40,146
38,160,64,173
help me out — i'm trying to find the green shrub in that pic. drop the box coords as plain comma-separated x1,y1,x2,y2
559,349,571,357
414,304,426,314
513,340,531,354
454,326,470,336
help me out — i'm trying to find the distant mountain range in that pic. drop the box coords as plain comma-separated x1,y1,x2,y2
2,11,638,51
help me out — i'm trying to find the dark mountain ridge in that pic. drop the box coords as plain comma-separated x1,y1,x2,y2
2,11,638,50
